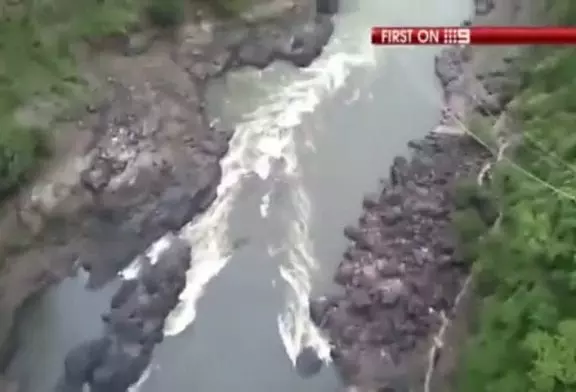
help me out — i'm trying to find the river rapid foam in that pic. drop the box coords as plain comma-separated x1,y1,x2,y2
117,13,379,382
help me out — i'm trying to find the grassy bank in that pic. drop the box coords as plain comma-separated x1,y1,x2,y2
456,2,576,391
0,0,250,202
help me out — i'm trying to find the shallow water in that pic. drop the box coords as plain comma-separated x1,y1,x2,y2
8,1,472,390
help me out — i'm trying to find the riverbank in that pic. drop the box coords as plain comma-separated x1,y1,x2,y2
454,2,576,391
309,0,540,390
0,0,338,387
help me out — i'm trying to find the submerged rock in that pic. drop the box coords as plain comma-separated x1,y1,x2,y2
295,347,323,377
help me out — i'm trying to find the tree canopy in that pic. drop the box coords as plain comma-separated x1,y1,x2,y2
457,3,576,391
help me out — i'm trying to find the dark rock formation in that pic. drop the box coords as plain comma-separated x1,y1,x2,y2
310,133,491,390
54,235,191,392
185,10,336,75
295,346,323,378
55,76,230,289
38,0,339,291
274,15,334,67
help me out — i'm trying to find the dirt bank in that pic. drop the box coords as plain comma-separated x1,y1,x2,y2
0,0,339,385
309,0,540,390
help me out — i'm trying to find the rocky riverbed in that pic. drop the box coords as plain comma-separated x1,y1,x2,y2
308,0,527,390
309,134,492,390
0,0,339,388
66,0,337,290
55,234,190,392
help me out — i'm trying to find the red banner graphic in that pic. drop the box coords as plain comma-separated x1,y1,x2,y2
371,27,576,45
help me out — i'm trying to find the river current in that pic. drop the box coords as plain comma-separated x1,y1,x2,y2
8,1,472,390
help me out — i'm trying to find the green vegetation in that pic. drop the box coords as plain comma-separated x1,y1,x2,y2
0,0,252,201
0,0,141,199
456,2,576,391
452,180,497,263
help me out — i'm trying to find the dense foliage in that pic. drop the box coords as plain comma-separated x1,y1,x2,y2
0,0,251,200
457,2,576,391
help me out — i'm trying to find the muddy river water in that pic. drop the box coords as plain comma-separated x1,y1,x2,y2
8,1,472,390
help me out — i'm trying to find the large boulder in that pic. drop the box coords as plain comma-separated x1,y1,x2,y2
237,41,275,69
276,15,334,67
61,338,111,384
295,347,323,377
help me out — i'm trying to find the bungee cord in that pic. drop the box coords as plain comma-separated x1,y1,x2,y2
391,47,576,203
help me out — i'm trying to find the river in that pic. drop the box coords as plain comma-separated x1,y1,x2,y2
7,0,472,390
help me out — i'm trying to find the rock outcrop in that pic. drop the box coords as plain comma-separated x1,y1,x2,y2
310,134,492,390
55,234,190,392
295,346,324,378
57,0,339,289
307,0,515,390
177,0,337,78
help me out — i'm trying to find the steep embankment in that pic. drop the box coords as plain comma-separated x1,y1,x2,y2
309,0,544,390
454,2,576,392
0,0,339,387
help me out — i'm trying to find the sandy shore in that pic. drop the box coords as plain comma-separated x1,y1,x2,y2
309,0,539,390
